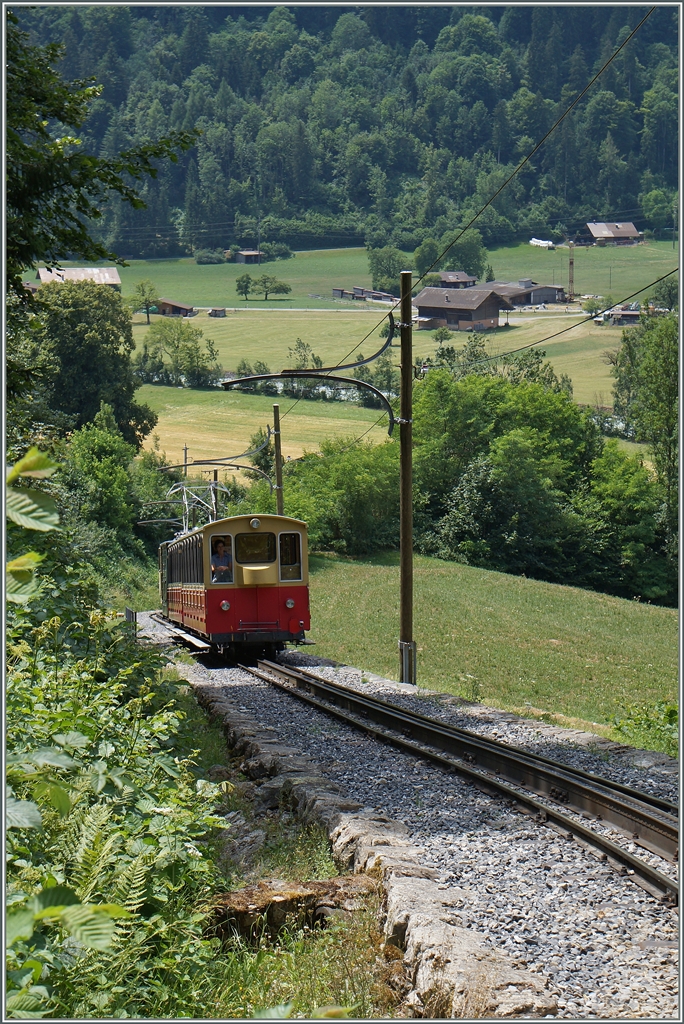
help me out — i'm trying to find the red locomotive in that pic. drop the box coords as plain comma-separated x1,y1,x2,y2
159,514,311,656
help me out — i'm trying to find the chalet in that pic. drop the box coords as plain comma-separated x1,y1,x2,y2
438,271,477,288
208,307,226,317
36,267,122,289
158,298,196,317
488,278,566,304
235,249,264,264
414,286,515,331
586,221,642,245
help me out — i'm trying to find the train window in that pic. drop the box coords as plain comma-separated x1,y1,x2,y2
279,533,302,581
210,535,233,583
236,532,276,564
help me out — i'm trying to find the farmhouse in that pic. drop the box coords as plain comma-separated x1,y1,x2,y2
158,298,196,317
235,249,264,264
36,267,121,289
414,286,515,330
488,278,566,304
438,271,477,288
586,221,642,245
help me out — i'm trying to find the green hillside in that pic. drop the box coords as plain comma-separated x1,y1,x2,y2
309,553,678,737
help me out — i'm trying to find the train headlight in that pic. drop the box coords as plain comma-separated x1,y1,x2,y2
220,601,231,611
285,598,295,608
250,518,260,529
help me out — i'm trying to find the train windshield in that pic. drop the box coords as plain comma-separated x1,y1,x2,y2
210,535,233,582
279,533,302,581
235,532,276,564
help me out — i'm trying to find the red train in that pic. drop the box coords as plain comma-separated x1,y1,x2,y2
159,514,311,656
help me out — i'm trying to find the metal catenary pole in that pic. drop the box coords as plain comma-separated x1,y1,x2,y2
399,270,416,684
273,404,284,516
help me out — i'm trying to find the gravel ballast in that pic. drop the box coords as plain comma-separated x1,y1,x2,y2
140,616,679,1019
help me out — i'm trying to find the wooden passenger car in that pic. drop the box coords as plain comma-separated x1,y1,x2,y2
159,514,310,652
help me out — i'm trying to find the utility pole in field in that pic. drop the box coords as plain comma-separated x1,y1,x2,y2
273,404,284,516
398,270,416,685
183,444,188,478
568,241,575,301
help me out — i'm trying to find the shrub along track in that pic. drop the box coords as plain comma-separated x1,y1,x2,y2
245,660,678,905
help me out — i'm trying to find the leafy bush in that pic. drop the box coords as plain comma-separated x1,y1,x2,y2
194,248,227,264
613,700,678,757
6,591,227,1018
260,242,294,261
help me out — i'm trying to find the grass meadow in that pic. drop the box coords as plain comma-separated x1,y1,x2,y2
487,239,677,302
137,308,622,465
308,553,678,734
121,246,374,310
138,384,389,468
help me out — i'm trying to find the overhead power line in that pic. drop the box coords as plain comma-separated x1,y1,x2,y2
464,267,679,368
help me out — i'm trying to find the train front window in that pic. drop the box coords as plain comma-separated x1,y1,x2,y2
210,535,233,583
236,532,276,564
279,533,301,580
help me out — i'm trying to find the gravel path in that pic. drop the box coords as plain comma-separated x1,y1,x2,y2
140,617,679,1019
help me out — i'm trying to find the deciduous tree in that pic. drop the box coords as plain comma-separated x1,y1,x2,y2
236,273,253,300
130,279,160,324
37,280,157,447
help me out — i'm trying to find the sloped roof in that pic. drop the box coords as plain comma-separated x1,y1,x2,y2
159,297,194,310
586,221,640,239
414,287,516,310
36,267,121,285
439,271,477,283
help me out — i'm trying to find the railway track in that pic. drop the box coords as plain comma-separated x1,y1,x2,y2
242,659,679,906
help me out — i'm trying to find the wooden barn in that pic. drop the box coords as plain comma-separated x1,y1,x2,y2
414,286,514,330
158,298,196,317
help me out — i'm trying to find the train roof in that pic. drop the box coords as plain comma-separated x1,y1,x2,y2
165,514,307,544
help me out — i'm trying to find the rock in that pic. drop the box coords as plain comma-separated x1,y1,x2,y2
209,874,378,937
385,876,558,1018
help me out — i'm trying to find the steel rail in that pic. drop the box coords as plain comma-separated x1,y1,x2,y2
262,660,677,857
241,660,678,904
272,663,677,834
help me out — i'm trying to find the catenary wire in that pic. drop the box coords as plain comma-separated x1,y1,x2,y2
281,266,678,462
441,267,679,370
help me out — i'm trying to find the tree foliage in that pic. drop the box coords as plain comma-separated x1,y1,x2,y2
36,281,157,448
130,279,160,324
610,313,678,554
5,10,197,301
133,318,222,388
12,7,677,260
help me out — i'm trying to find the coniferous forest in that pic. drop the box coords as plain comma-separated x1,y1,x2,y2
17,4,679,257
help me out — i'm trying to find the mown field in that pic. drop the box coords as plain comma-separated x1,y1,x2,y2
132,303,620,401
138,384,389,468
137,308,621,464
133,308,390,374
308,553,678,734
